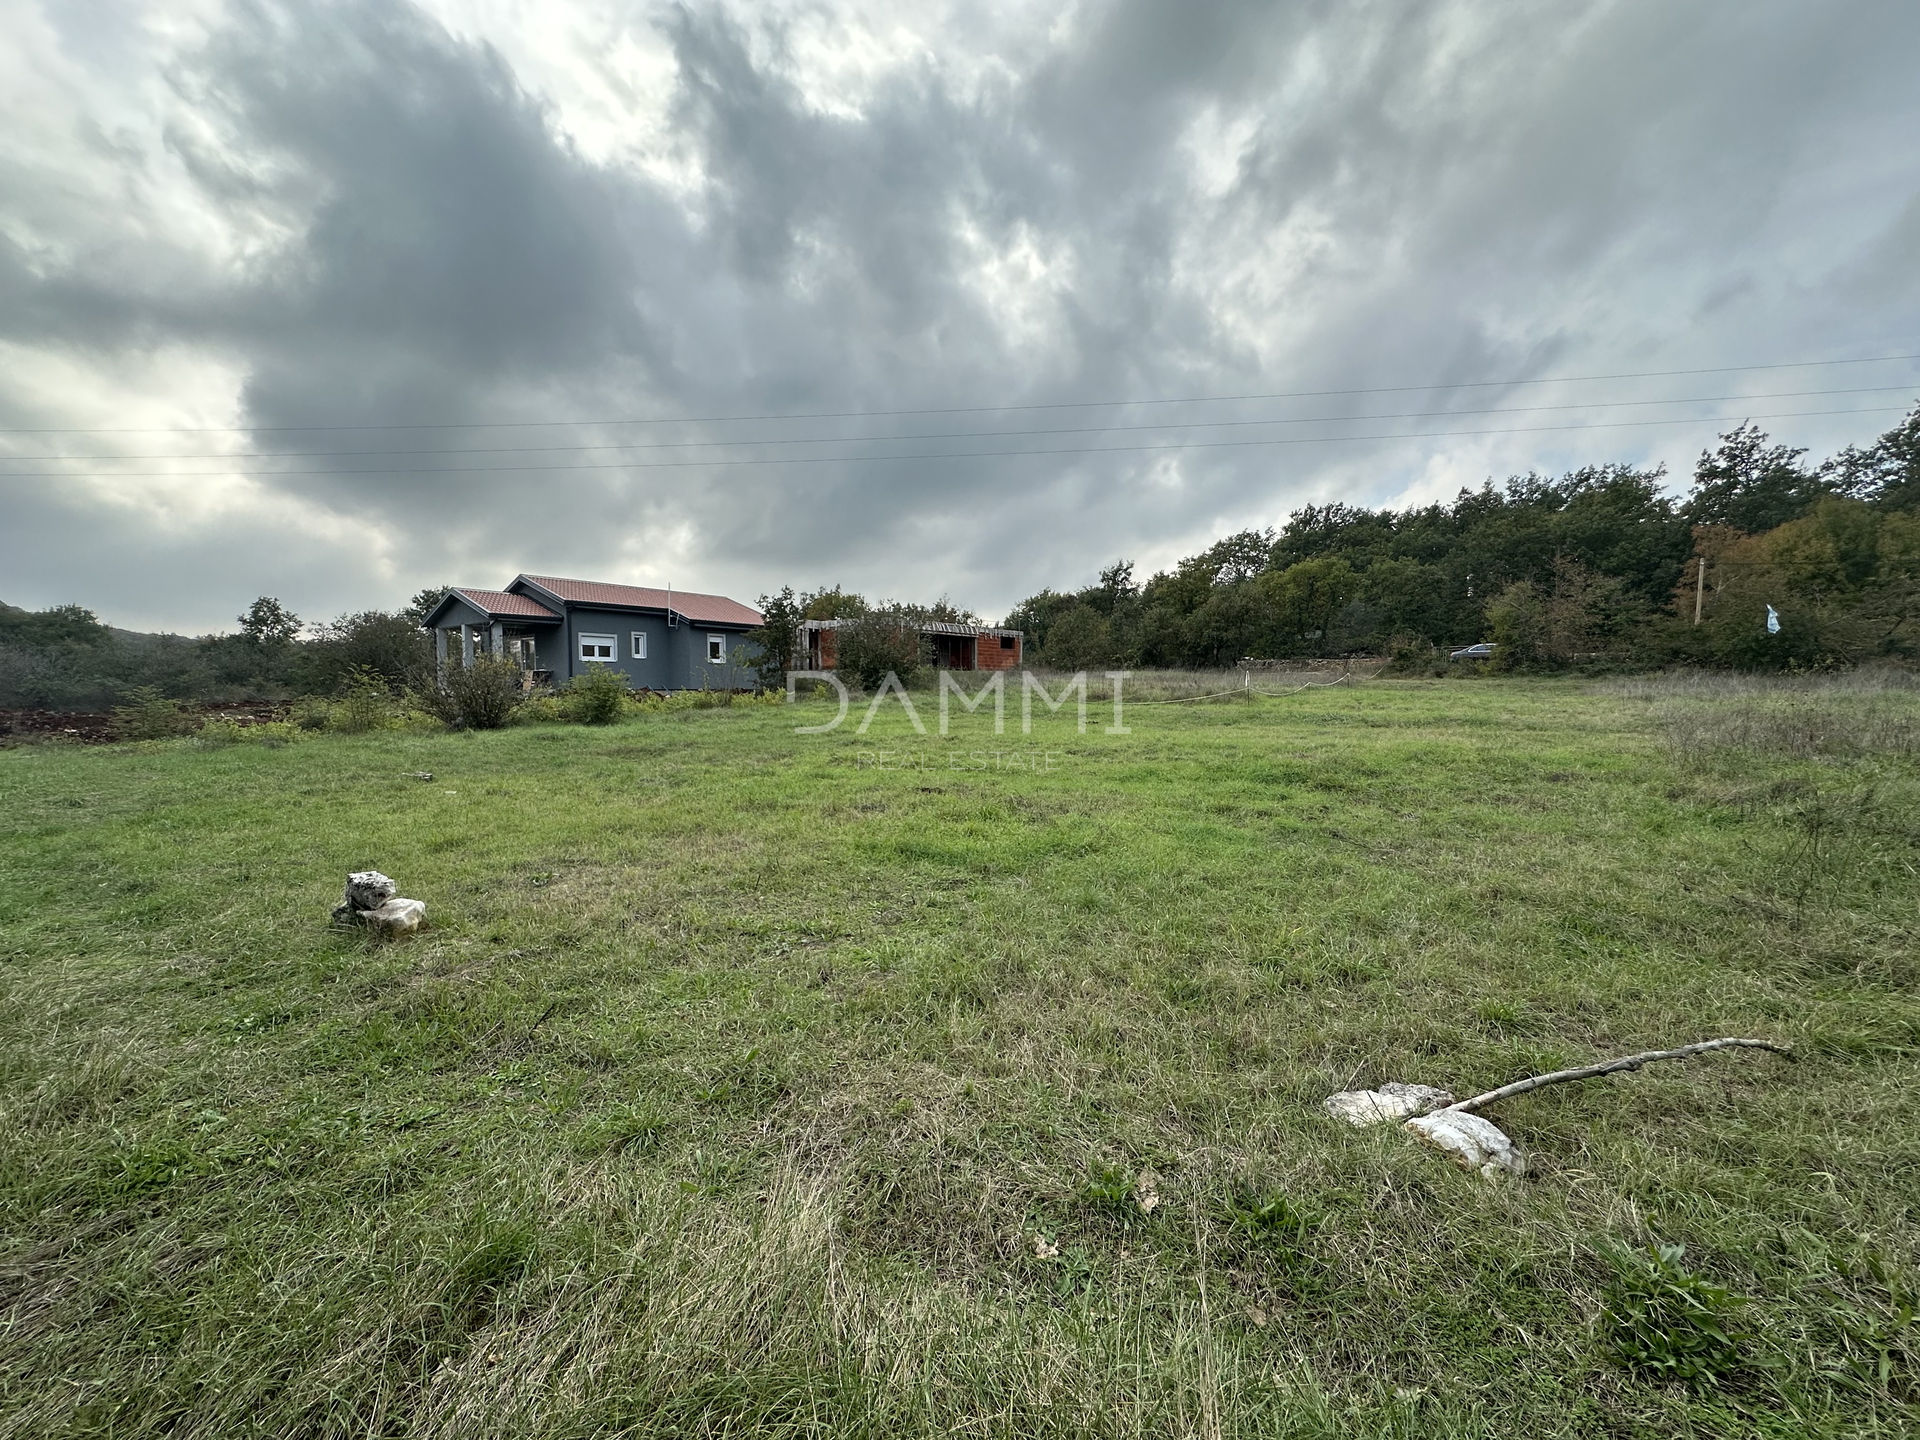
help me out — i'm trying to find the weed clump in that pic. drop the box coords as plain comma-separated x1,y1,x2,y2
568,1102,668,1156
1600,1242,1748,1387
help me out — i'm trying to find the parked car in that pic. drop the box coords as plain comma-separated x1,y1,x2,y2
1449,642,1496,660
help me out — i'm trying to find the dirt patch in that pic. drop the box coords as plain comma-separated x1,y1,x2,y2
0,701,288,747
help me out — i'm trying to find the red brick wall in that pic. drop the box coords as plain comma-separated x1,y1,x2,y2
977,631,1021,669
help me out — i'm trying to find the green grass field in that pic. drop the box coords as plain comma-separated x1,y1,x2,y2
2,676,1916,1438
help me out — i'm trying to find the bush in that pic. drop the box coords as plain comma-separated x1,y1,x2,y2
110,686,194,740
328,667,394,734
562,667,629,725
834,608,922,690
514,694,563,725
1599,1242,1748,1387
410,656,526,730
290,697,333,731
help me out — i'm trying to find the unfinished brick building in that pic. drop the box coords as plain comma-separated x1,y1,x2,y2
800,618,1023,672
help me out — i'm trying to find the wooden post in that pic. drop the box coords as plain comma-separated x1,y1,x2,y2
1693,556,1707,626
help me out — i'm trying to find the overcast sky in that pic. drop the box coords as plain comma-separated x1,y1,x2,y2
3,0,1918,633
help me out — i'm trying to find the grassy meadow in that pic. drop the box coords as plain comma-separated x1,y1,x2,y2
1,674,1917,1438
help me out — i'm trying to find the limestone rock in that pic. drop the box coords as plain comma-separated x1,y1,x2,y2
359,896,426,934
1403,1110,1526,1179
331,870,397,923
330,871,423,934
1323,1082,1456,1126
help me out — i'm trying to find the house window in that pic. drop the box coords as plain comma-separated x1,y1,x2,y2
579,633,617,662
630,631,648,659
707,633,726,663
999,635,1016,649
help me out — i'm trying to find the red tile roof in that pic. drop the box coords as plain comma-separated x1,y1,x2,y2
449,588,561,620
514,575,762,626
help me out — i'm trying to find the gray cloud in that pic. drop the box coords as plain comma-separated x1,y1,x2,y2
2,0,1918,631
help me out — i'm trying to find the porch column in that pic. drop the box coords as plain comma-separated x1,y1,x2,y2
434,627,448,676
460,625,475,667
490,622,505,658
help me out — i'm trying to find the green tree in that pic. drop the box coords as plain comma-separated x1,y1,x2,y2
1259,558,1357,655
404,585,460,624
746,586,803,687
1686,423,1830,533
0,603,113,648
1001,588,1082,654
1487,557,1636,668
801,586,868,621
1038,605,1117,669
306,611,430,692
1829,401,1920,511
237,596,303,646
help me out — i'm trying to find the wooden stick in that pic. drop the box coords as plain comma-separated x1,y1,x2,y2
1443,1038,1792,1116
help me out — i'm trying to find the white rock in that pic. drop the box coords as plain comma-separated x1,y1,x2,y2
358,897,426,934
1403,1110,1526,1179
1322,1082,1456,1126
331,870,399,924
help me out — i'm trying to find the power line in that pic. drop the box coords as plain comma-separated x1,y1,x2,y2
2,384,1908,463
1,404,1903,481
1,351,1915,435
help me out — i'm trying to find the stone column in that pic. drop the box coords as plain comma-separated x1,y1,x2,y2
490,622,505,658
434,627,448,676
460,625,475,667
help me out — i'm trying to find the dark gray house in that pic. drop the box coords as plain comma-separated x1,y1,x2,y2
421,575,763,690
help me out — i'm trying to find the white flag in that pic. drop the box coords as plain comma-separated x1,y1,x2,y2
1766,604,1781,635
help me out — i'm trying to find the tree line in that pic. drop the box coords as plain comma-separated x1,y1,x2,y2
0,590,450,711
998,404,1920,671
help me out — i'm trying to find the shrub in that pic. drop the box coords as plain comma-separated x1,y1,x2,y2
328,667,394,734
563,667,629,725
834,608,922,690
410,656,526,730
110,686,194,740
1599,1242,1748,1387
290,697,333,731
514,694,563,725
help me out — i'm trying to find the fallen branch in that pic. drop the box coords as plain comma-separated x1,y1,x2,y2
1442,1038,1792,1116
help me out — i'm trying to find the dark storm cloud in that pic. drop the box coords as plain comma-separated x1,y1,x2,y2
2,0,1918,630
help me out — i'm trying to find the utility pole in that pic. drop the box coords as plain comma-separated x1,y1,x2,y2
1693,556,1707,626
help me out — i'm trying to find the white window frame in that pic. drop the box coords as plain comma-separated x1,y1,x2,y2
707,633,726,664
630,631,648,660
579,633,618,663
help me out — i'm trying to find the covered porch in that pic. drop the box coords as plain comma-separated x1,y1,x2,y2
421,588,563,683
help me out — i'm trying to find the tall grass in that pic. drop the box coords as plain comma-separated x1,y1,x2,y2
1612,667,1920,760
